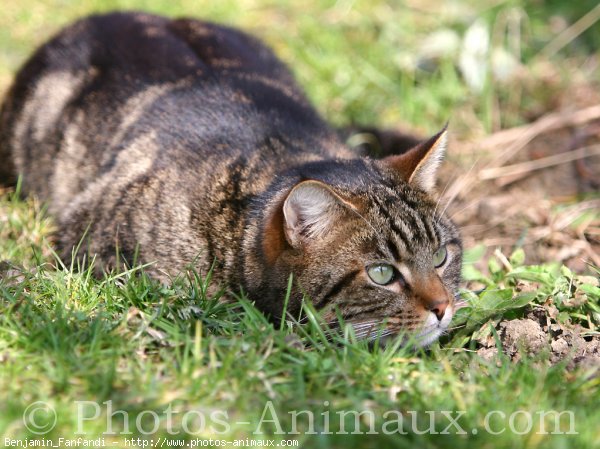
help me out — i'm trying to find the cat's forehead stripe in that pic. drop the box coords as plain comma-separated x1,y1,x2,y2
371,196,414,255
370,189,442,253
396,202,430,243
386,238,401,261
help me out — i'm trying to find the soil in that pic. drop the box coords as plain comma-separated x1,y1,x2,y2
441,84,600,368
443,120,600,273
476,311,600,370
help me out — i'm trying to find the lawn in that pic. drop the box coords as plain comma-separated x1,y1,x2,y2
1,1,599,448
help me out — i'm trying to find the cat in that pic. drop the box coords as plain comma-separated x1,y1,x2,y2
0,12,462,345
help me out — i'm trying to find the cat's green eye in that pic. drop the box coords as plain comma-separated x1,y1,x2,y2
367,263,395,285
433,246,448,268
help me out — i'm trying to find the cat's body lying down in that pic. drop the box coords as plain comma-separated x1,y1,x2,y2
0,12,462,344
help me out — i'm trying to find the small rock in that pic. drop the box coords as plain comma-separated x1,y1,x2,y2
549,323,563,338
499,318,549,358
477,347,499,361
0,260,27,285
284,333,305,351
550,338,569,356
527,308,549,330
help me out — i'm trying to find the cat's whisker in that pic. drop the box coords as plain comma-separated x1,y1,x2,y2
433,171,459,218
346,206,382,239
285,310,310,325
375,328,398,340
346,320,380,331
342,319,385,339
448,197,482,221
438,156,481,220
453,300,470,310
366,329,397,342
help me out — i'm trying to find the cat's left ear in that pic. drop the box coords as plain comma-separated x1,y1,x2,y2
262,180,355,264
282,180,352,249
383,126,448,193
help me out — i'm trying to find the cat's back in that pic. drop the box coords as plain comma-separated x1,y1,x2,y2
0,11,352,278
0,11,340,197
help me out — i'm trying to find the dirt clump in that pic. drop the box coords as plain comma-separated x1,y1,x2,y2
476,312,600,370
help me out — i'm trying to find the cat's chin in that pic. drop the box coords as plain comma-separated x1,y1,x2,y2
414,327,444,348
414,308,454,347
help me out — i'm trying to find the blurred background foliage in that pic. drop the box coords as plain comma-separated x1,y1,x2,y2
1,0,598,137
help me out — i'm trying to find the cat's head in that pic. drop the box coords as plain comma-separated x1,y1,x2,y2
246,128,461,347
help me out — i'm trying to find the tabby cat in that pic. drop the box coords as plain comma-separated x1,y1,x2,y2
0,12,462,345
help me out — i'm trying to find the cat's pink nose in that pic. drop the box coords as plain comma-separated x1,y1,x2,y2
413,273,451,321
426,299,449,321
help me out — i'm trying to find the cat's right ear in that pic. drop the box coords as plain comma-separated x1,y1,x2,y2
383,126,448,193
282,180,350,249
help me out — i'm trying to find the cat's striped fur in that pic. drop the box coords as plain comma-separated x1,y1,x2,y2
0,12,462,345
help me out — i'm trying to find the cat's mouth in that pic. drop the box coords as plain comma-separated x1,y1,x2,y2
413,309,454,347
343,306,454,348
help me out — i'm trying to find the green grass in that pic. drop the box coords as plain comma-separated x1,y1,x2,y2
1,189,599,447
1,1,600,448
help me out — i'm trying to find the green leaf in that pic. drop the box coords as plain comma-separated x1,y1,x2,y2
463,244,487,264
507,266,555,285
509,248,525,267
560,265,574,279
579,284,600,299
462,264,488,282
510,292,537,309
474,289,514,311
488,257,502,276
